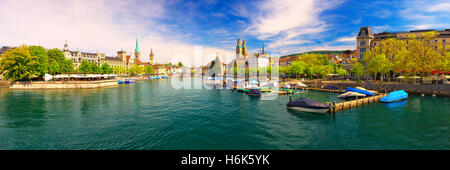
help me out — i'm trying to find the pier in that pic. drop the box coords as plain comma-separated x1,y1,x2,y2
329,93,388,113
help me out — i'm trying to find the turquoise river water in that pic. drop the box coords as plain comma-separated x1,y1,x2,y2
0,78,449,149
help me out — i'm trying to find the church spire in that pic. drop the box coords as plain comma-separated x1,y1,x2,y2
262,40,265,54
135,36,139,52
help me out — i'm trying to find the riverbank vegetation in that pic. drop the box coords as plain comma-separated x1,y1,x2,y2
0,45,116,81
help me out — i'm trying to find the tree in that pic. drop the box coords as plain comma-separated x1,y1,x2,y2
367,54,391,82
79,60,90,76
47,48,65,65
336,67,348,77
290,61,306,79
28,45,48,77
0,45,40,81
48,61,61,75
144,65,154,75
351,62,365,81
60,59,73,74
114,66,126,75
129,64,144,75
100,63,113,74
178,62,183,67
407,31,442,78
88,62,100,74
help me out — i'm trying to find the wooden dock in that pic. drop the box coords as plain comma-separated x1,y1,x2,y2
329,93,388,113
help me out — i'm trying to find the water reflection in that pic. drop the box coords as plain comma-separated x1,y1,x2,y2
382,100,408,109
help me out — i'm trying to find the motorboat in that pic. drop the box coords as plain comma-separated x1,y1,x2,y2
345,87,374,96
247,88,261,97
380,90,408,103
282,84,291,89
118,80,124,84
124,79,136,84
338,91,366,100
286,97,330,113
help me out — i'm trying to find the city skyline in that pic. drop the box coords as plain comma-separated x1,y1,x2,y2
0,0,449,66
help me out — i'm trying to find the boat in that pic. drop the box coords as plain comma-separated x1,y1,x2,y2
355,87,378,94
286,97,330,113
118,80,124,84
124,79,136,84
345,87,374,96
282,84,291,89
247,88,261,97
323,85,338,90
380,90,408,103
338,91,366,100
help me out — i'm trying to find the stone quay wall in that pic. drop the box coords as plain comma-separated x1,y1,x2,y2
302,81,450,97
9,79,118,89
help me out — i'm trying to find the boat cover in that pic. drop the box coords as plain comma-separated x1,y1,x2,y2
345,87,374,96
380,90,408,102
248,89,261,95
286,97,330,109
323,86,338,90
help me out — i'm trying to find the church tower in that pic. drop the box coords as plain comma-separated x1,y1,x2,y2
242,40,247,58
63,40,69,52
149,48,154,65
236,38,242,58
133,36,140,64
356,27,374,61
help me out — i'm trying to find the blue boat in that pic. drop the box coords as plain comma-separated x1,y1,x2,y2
118,80,124,84
345,87,374,96
380,90,408,103
247,89,261,97
124,79,136,84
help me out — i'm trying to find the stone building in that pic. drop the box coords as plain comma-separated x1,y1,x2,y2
356,26,450,60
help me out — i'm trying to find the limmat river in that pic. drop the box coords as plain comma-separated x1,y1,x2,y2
0,78,448,150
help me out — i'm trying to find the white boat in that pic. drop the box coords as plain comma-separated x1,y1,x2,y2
338,91,366,99
355,87,377,94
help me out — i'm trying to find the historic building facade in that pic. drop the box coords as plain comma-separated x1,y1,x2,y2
356,26,450,60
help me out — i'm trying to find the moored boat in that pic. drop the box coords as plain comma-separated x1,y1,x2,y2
380,90,408,103
247,89,261,97
286,97,330,113
338,91,366,100
345,87,374,96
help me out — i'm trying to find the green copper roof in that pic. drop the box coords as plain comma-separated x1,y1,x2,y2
135,36,139,52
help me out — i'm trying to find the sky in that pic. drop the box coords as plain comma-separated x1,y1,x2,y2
0,0,449,66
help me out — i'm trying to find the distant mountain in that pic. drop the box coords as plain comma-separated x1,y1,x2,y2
281,50,354,58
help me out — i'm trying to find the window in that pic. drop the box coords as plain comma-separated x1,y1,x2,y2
360,41,366,46
374,43,377,46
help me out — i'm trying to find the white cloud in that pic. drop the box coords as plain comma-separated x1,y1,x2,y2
426,2,450,12
335,36,356,42
0,0,232,66
243,0,343,53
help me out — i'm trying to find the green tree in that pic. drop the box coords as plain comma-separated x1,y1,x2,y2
79,60,90,76
144,65,154,75
0,45,40,81
178,62,183,67
88,62,100,74
47,48,65,65
367,54,392,82
100,63,113,74
114,66,126,75
290,61,306,79
129,64,144,75
351,62,365,81
336,67,348,77
28,45,48,77
48,61,61,75
60,59,73,74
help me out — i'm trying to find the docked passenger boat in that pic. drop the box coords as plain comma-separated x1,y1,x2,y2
380,90,408,103
338,91,366,100
286,97,330,113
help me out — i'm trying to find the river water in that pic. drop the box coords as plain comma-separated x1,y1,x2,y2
0,78,448,149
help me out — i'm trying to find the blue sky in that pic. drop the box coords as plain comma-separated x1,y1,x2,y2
1,0,449,65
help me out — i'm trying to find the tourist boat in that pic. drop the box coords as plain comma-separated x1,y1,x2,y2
380,90,408,103
286,97,330,113
345,87,374,96
247,88,261,97
338,91,366,100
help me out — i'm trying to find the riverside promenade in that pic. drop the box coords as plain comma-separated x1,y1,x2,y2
285,79,450,97
8,79,118,89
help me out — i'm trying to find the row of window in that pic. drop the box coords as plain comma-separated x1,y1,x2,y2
361,39,447,47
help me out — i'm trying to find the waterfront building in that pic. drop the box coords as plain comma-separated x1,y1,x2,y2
356,26,450,60
62,41,104,67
